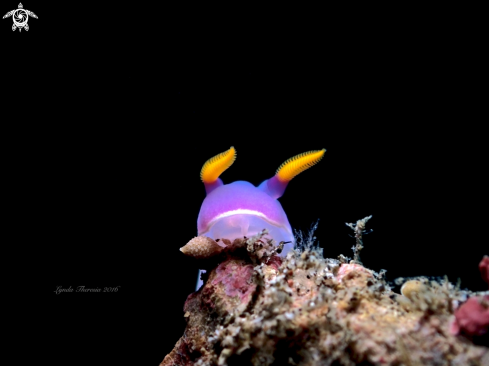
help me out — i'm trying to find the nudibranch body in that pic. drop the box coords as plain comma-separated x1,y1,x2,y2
197,147,326,257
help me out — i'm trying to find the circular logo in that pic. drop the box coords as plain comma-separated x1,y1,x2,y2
13,9,28,27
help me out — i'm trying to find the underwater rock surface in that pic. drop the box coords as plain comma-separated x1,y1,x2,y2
162,231,489,366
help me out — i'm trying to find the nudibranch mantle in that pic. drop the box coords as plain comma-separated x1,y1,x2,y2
197,147,326,257
198,180,294,253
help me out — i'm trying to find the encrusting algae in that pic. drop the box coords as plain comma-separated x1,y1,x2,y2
164,218,489,366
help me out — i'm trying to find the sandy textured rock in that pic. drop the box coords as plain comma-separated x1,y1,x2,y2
180,236,225,259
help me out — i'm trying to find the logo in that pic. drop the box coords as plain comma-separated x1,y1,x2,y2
3,3,37,32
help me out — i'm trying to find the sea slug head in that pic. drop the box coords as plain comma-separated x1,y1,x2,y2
197,146,326,257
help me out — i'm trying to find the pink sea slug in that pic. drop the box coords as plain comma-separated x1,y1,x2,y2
194,146,325,289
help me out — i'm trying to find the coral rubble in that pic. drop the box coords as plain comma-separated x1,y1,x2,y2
163,229,489,366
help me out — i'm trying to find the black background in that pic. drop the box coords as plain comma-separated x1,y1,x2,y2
3,2,487,364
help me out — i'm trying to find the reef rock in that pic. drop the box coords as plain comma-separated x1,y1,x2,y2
162,231,489,366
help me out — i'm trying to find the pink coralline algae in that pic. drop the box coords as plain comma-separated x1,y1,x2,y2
450,255,489,337
206,260,256,305
162,230,489,366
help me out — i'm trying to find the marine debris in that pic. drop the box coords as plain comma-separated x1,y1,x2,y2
163,219,489,366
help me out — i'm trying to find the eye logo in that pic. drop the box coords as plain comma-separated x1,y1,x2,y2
3,3,37,32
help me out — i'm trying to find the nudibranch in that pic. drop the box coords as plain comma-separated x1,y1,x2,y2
192,146,325,289
198,146,325,252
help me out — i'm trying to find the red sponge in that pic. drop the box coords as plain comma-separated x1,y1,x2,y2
451,256,489,336
479,255,489,286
